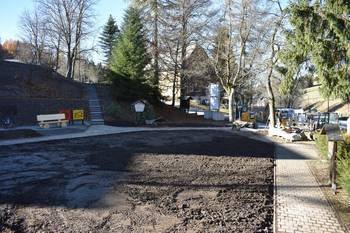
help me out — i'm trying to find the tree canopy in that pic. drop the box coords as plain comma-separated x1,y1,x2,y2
109,7,150,82
99,15,120,64
286,0,350,104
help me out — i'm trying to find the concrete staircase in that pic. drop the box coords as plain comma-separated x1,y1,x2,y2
86,85,104,125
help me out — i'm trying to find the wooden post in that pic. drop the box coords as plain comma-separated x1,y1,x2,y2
322,124,343,195
329,141,337,194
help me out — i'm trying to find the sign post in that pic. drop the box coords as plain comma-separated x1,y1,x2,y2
320,124,343,194
72,109,84,124
132,100,146,125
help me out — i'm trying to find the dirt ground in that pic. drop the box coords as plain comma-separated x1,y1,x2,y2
0,129,42,140
0,130,274,233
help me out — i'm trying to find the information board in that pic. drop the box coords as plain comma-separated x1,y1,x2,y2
72,109,84,120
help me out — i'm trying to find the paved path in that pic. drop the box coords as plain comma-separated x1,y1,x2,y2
0,125,232,146
276,142,345,233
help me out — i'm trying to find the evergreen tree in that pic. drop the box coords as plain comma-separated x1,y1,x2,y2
99,15,119,63
110,7,149,81
286,0,350,110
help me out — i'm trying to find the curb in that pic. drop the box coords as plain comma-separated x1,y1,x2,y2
273,149,277,233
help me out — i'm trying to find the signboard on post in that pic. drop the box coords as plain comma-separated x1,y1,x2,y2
320,124,343,194
72,109,84,121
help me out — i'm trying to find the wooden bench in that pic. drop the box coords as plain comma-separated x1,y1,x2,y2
37,114,68,128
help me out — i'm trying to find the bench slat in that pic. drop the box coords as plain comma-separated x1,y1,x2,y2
37,114,66,122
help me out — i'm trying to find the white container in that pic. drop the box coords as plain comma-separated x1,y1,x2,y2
212,112,225,121
204,111,212,119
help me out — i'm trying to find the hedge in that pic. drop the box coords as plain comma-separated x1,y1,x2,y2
314,132,350,197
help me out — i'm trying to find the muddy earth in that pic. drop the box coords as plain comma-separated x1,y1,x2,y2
0,130,274,233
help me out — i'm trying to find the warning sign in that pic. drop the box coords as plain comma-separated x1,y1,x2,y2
72,109,84,120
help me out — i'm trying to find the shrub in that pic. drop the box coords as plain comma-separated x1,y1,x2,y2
337,148,350,196
314,132,350,198
143,103,155,120
336,136,350,197
314,133,328,159
105,103,122,117
108,70,160,103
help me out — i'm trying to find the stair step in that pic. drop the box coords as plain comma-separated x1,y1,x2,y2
91,115,103,118
91,119,104,122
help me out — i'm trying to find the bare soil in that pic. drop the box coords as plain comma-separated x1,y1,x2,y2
0,130,274,232
0,129,42,140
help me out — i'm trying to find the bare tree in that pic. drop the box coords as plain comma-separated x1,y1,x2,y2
265,0,286,129
37,0,96,79
19,9,47,64
210,0,270,122
161,0,215,103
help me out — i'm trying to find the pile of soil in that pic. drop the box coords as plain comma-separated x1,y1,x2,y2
0,130,274,232
0,129,42,140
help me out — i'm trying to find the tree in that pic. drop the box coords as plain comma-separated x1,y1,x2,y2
264,0,287,128
286,0,350,113
211,0,271,122
130,0,166,88
161,0,214,105
110,7,150,81
99,15,119,64
2,39,19,58
37,0,96,79
19,9,47,65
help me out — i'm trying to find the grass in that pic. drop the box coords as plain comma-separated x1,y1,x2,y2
314,132,350,200
314,133,328,159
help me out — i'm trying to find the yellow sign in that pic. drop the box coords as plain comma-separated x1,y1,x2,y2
241,112,249,122
73,109,84,120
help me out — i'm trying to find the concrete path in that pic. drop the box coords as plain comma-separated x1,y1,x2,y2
0,125,232,146
276,142,345,233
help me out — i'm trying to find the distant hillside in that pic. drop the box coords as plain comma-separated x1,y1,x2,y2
0,61,88,125
297,85,349,116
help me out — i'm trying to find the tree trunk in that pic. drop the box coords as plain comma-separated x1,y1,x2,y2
327,97,330,112
179,8,188,98
66,56,73,79
172,68,178,107
266,76,276,128
171,42,180,107
152,0,159,87
228,88,235,122
55,36,61,72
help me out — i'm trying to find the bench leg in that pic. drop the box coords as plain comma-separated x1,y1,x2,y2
61,122,68,127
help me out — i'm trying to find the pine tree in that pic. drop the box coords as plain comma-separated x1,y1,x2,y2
99,15,119,63
110,7,149,81
286,0,350,110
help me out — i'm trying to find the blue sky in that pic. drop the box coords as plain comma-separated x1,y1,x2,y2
0,0,129,42
0,0,129,62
